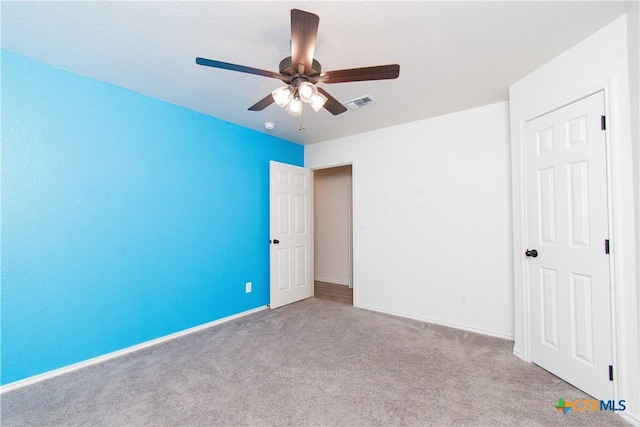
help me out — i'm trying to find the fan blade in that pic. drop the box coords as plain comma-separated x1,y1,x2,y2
317,64,400,84
196,57,284,80
248,94,275,111
317,87,347,115
290,9,319,74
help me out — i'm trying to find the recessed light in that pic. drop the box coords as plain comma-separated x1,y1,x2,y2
264,122,275,130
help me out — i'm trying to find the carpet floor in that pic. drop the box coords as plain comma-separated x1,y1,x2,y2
0,298,629,426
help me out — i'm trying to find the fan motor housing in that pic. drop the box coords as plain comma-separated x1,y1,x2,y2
279,56,321,77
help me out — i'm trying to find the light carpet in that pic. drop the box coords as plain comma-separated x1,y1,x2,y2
0,297,629,426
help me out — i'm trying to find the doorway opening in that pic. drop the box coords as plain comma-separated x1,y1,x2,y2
313,164,353,305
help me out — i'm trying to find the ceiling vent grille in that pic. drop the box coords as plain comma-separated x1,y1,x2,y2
344,95,377,110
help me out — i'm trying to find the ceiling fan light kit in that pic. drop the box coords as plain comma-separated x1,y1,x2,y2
274,80,327,116
286,96,303,116
297,81,316,102
310,91,328,112
196,9,400,119
272,85,295,108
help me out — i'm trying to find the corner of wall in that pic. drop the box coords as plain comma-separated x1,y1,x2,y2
509,14,639,419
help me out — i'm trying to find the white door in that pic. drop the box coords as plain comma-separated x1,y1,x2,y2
269,161,313,309
524,91,612,400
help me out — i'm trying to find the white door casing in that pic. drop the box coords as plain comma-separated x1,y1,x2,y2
347,173,353,289
269,161,313,309
524,91,613,400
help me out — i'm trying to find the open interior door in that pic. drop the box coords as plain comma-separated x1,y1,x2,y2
269,161,313,309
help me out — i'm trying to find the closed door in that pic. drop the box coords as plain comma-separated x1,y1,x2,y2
524,91,613,399
269,161,313,309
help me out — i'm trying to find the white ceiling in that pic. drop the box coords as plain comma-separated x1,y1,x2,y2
1,1,634,145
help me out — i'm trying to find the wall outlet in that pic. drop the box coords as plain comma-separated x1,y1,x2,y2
245,282,252,293
459,291,469,304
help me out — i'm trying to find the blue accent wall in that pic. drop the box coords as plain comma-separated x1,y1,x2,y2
0,51,303,385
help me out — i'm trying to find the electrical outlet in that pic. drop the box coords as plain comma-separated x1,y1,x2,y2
459,291,469,304
245,282,252,293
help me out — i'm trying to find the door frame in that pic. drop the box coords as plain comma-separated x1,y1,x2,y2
512,83,630,403
523,90,613,399
310,161,357,305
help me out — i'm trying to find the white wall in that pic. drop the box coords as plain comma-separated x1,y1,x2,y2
509,15,639,424
306,101,513,339
314,165,352,286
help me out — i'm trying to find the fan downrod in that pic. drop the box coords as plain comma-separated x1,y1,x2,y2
279,56,322,78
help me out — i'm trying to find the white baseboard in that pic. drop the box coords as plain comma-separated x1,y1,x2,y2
0,305,268,394
356,303,514,341
620,411,640,426
512,348,526,361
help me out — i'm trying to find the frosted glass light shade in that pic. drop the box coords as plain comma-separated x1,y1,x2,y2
310,92,328,112
286,97,303,116
272,86,294,108
298,81,318,103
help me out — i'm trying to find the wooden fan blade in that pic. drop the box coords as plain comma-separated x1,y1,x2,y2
196,57,284,80
248,94,275,111
317,87,347,115
319,64,400,84
290,9,319,73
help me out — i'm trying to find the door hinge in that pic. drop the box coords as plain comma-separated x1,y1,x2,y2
601,115,606,130
605,239,610,254
609,365,614,381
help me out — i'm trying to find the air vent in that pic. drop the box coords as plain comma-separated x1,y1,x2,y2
344,95,378,110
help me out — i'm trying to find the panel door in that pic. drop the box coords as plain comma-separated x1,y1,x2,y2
524,91,613,399
269,161,313,309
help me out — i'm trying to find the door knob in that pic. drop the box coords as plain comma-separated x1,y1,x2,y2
272,239,280,244
525,249,538,258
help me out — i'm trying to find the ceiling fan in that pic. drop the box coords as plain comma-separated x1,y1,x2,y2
195,9,400,116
